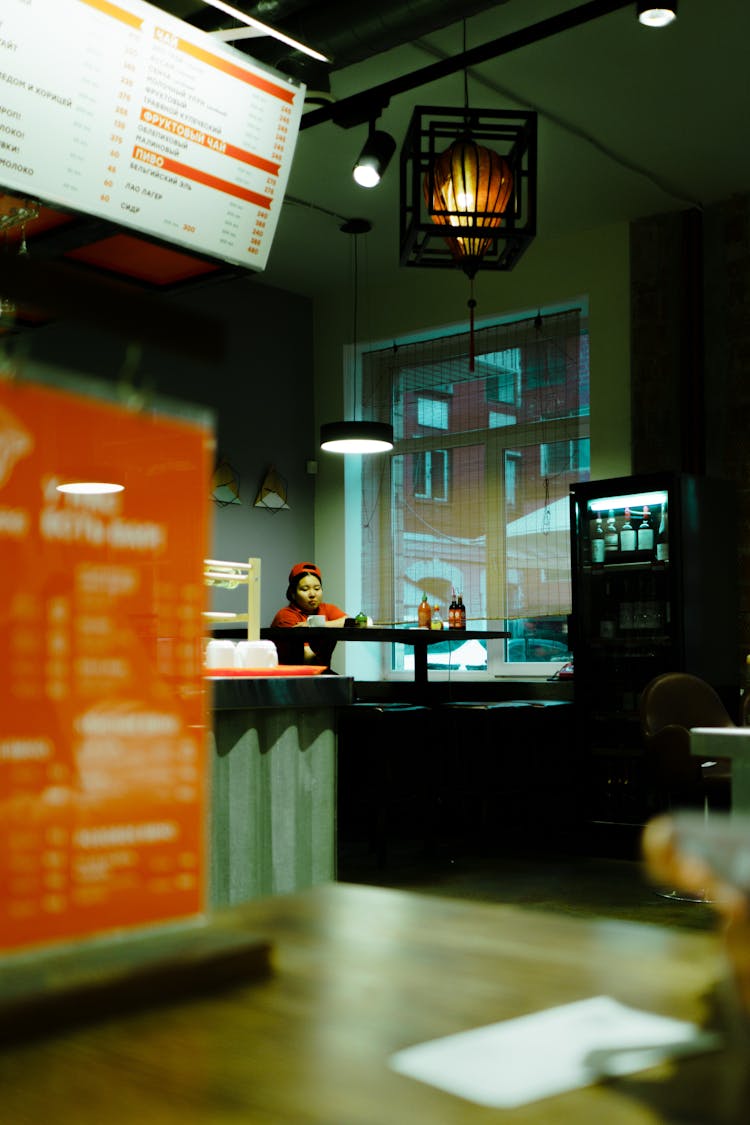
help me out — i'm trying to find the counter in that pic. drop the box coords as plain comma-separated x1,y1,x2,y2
209,674,354,908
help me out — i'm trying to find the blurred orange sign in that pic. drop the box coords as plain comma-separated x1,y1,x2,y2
0,377,212,952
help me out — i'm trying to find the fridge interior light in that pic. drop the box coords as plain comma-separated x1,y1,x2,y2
588,490,667,514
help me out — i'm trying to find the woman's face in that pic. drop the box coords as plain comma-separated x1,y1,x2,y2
294,574,323,613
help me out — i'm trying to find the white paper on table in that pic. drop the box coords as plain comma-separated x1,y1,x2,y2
388,995,721,1109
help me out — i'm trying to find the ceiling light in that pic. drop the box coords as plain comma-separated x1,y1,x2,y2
637,2,678,27
353,129,396,188
202,0,330,63
427,137,514,276
55,481,124,494
400,106,536,371
320,421,393,454
400,107,537,275
320,220,394,456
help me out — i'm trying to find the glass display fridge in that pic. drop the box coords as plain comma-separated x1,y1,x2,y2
569,472,738,829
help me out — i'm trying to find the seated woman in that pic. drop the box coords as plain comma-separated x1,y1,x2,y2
271,562,347,669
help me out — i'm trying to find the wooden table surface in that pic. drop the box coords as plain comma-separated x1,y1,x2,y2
2,882,749,1124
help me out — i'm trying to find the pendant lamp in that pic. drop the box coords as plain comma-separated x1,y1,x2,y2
637,2,677,27
400,106,536,372
400,106,537,275
426,135,514,279
319,219,394,455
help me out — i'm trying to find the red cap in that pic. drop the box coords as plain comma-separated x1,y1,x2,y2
288,561,321,583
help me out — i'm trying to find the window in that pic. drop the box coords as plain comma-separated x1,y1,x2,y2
416,396,449,430
540,437,590,476
413,449,449,500
359,307,589,673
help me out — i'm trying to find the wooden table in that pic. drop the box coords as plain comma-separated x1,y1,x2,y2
2,882,748,1124
261,626,510,691
691,726,750,817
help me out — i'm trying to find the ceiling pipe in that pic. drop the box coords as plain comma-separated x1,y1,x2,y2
301,0,633,131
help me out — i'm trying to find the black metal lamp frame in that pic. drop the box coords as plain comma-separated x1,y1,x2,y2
399,105,538,274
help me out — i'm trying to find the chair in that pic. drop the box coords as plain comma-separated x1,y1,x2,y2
639,672,733,816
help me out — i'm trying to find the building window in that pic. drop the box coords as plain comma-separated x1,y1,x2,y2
540,437,590,476
416,396,449,430
359,306,589,673
413,449,449,500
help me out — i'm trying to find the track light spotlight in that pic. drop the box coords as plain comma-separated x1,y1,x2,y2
637,2,677,27
353,128,396,188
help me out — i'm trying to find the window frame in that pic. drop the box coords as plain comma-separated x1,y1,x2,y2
345,306,589,682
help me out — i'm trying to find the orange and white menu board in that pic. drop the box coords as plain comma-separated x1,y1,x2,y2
0,0,304,270
0,376,212,952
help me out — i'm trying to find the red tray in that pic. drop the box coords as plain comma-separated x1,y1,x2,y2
204,665,327,678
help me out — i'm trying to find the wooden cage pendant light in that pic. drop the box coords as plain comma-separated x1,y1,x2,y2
426,136,514,279
426,135,513,371
400,105,537,373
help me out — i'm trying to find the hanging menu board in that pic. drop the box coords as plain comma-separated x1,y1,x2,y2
0,0,305,270
0,373,213,952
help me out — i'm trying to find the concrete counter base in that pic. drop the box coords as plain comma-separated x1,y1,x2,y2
209,676,354,908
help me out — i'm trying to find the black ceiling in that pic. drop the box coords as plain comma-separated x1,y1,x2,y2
158,0,510,91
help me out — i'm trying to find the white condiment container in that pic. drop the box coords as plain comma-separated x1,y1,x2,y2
235,640,278,668
205,639,236,668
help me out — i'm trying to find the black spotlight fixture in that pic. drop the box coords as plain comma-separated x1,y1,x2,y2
636,2,677,27
353,124,397,188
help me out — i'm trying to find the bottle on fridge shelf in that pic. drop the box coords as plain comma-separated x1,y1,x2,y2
448,588,459,629
638,505,654,553
656,500,669,563
418,593,432,628
620,507,636,552
591,516,606,564
605,510,619,555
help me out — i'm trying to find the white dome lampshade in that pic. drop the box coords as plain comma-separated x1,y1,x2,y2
320,421,394,454
637,2,677,27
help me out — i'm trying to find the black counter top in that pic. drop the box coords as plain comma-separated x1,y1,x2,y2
210,674,354,711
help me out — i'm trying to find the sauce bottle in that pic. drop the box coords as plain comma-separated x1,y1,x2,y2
418,593,432,628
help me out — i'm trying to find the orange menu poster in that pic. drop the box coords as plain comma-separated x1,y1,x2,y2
0,376,213,952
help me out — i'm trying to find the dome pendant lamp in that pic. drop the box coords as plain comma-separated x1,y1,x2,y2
320,420,394,453
320,219,394,456
637,2,677,27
